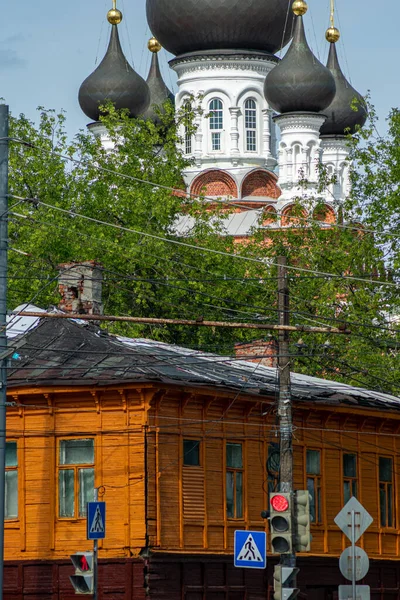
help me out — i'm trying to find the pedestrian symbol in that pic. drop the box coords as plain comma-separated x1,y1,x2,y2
234,530,267,569
87,502,106,540
90,506,104,533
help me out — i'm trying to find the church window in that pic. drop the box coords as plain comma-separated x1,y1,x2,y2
245,98,257,152
209,98,223,151
183,101,192,155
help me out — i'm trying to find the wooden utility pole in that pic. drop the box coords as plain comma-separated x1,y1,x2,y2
277,256,293,494
277,256,297,576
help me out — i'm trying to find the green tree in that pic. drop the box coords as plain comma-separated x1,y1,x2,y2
6,103,400,395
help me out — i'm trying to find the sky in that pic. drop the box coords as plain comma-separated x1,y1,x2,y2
1,0,399,139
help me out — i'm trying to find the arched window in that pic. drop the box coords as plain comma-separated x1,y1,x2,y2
183,100,192,155
209,98,223,151
245,99,257,152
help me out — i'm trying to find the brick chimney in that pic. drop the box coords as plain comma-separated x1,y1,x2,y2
235,339,278,368
57,261,103,315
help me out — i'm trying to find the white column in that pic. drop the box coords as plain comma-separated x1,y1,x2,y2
229,107,241,157
194,113,203,168
262,108,271,160
320,137,350,203
274,112,326,202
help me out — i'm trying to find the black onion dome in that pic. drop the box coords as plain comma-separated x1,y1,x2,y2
320,43,367,136
146,0,295,56
79,25,150,122
142,52,174,123
264,16,336,114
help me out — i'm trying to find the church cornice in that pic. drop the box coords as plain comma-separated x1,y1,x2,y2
274,112,326,132
170,51,277,76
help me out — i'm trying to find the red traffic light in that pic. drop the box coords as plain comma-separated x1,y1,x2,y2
78,555,90,571
271,494,289,512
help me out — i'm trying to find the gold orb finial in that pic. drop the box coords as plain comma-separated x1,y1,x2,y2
107,7,123,24
148,37,162,53
292,0,308,16
325,26,340,43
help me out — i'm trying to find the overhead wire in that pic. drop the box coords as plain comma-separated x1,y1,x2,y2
13,197,399,288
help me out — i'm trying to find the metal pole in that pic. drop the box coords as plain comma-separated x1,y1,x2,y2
277,257,296,573
0,104,9,600
93,488,99,600
351,510,356,600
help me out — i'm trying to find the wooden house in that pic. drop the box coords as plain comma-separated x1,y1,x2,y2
4,304,400,600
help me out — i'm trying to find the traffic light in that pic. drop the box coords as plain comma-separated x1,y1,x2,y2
70,552,94,594
294,490,311,552
273,565,299,600
269,492,293,554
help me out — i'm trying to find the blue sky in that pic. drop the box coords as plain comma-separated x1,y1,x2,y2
1,0,398,138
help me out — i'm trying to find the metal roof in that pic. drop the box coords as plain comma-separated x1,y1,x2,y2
6,308,400,412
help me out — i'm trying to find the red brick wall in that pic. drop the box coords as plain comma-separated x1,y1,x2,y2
242,170,281,199
235,339,278,368
263,205,278,225
191,170,238,198
281,205,308,226
313,204,336,224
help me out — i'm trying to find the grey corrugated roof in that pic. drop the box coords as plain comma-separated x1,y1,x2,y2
6,309,400,412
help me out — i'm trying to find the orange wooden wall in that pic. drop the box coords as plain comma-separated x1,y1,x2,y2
6,383,400,563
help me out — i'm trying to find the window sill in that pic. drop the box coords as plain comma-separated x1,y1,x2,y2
57,517,87,522
5,520,20,529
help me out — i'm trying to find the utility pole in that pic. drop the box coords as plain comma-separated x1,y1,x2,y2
277,256,296,566
0,104,9,600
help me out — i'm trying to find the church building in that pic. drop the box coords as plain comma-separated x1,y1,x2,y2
78,0,367,231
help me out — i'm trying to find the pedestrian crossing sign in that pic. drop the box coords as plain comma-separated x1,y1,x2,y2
234,530,267,569
87,502,106,540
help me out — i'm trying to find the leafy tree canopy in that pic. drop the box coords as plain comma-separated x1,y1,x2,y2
7,102,400,395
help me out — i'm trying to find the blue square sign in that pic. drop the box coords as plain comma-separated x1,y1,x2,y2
234,530,267,569
87,502,106,540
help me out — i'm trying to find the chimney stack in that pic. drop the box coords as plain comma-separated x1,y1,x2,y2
235,339,278,368
57,261,103,315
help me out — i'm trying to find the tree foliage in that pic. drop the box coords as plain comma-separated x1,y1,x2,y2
7,103,400,395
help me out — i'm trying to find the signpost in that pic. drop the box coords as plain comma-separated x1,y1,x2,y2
87,492,106,600
334,498,373,600
339,547,369,581
234,531,267,569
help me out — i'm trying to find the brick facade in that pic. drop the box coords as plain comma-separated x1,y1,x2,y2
281,204,308,226
313,204,336,224
235,339,278,368
241,170,281,199
191,170,238,198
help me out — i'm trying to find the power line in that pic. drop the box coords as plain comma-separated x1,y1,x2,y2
16,197,399,288
8,129,400,239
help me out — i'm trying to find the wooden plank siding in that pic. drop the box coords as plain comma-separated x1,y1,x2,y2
5,383,400,566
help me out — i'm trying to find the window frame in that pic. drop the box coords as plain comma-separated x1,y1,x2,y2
208,98,224,153
183,100,193,156
306,448,323,525
225,442,244,520
5,440,18,521
183,438,201,467
343,453,358,505
57,438,95,520
244,98,257,152
379,455,395,528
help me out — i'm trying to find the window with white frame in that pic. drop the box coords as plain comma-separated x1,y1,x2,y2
5,441,18,520
58,439,94,518
245,98,257,151
209,98,223,151
183,101,192,155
